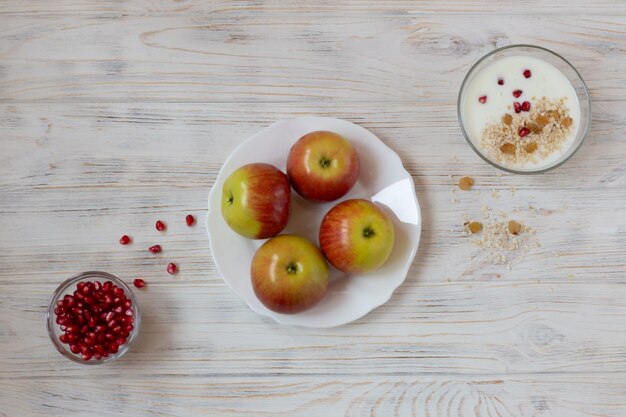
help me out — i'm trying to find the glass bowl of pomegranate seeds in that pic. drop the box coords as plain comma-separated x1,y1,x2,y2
458,44,591,174
46,271,141,364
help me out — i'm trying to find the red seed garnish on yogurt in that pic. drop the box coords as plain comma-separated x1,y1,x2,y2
519,127,530,137
119,235,131,245
513,89,523,98
155,220,166,231
523,69,532,78
513,102,522,113
521,101,531,112
478,95,487,104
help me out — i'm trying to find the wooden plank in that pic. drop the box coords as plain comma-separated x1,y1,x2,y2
2,280,626,376
0,15,624,102
1,0,625,16
1,375,625,417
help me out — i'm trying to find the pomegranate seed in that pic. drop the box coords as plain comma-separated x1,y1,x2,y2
109,343,119,353
523,69,532,78
478,95,487,104
497,78,504,86
513,102,522,113
114,287,124,297
105,333,115,341
123,300,132,308
81,352,93,361
185,214,195,227
167,262,178,275
148,244,162,254
133,278,145,288
156,220,166,231
521,101,531,112
112,325,122,334
59,334,69,344
123,316,134,325
119,235,131,245
125,308,134,317
512,89,522,98
70,344,81,354
116,337,127,346
519,127,530,137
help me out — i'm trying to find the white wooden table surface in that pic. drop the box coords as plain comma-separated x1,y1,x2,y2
1,1,625,416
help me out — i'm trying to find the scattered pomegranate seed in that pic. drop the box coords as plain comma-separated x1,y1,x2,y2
513,102,522,113
155,220,166,232
53,280,135,361
167,262,178,275
478,95,487,104
148,244,162,254
497,78,504,85
133,279,145,288
519,127,530,137
119,235,131,245
185,214,195,227
521,101,531,112
523,69,532,78
512,89,522,98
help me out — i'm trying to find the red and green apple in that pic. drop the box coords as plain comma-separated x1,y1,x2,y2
221,163,291,239
319,199,395,273
251,234,329,314
286,131,360,202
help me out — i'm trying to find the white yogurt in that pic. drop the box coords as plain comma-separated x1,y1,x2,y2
461,55,580,171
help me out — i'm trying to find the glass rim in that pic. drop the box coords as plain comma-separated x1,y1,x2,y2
45,271,141,365
457,44,591,175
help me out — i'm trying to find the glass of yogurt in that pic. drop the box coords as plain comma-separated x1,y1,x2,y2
458,45,591,174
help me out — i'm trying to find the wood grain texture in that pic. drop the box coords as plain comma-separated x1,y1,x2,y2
1,1,626,416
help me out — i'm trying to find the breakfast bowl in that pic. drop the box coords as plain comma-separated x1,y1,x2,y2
46,271,140,365
458,44,591,174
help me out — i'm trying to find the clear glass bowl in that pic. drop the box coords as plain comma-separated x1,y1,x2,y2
457,44,591,174
46,271,141,365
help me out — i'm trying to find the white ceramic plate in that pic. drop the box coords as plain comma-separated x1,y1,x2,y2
207,116,421,328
